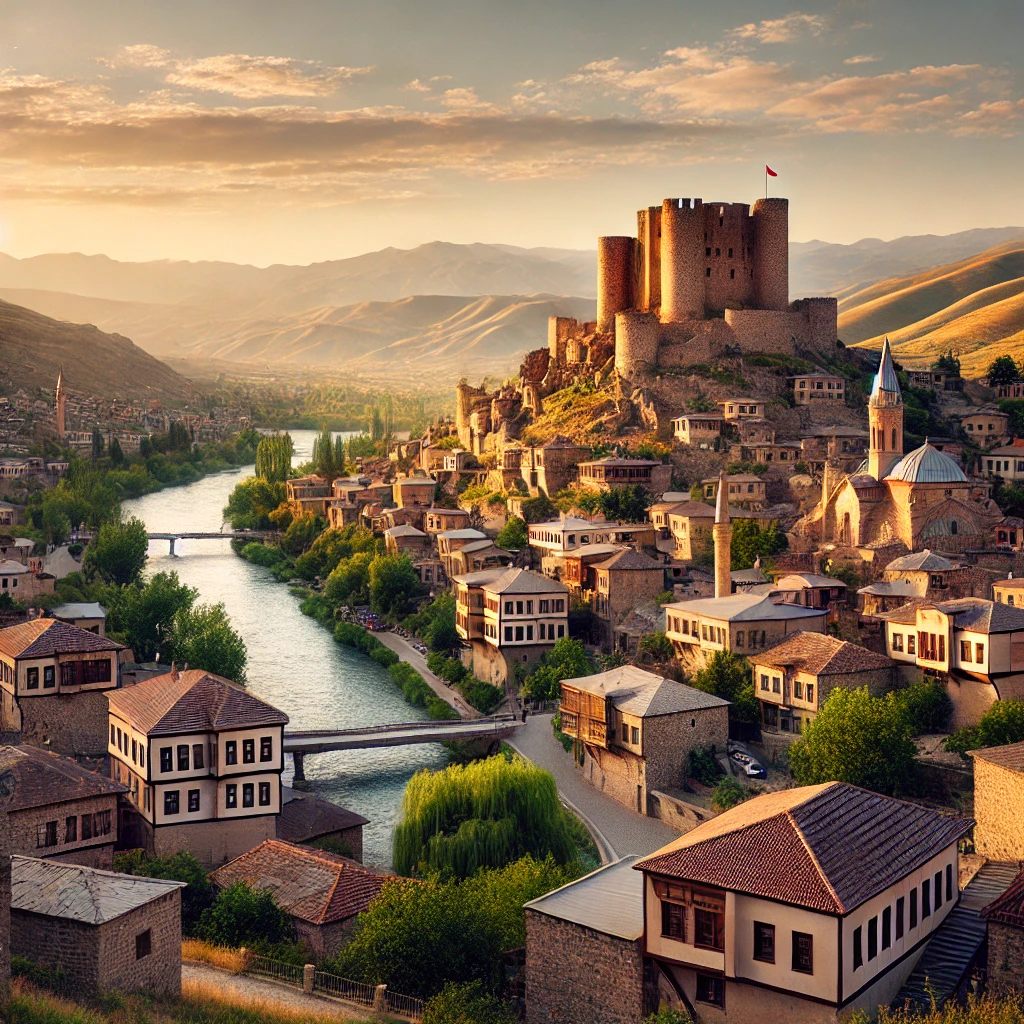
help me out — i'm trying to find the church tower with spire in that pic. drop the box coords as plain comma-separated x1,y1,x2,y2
867,337,903,481
55,367,66,439
713,469,732,599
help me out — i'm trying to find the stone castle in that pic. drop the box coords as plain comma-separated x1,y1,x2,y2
456,194,837,453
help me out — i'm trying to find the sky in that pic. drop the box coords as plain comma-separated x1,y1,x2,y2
1,0,1022,265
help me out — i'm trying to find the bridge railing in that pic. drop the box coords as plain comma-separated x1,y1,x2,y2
283,713,518,740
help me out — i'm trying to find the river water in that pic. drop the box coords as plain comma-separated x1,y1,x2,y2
122,429,447,868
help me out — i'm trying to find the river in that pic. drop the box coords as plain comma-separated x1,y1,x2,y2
122,429,447,868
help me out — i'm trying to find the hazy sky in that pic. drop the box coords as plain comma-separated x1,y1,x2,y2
1,0,1022,264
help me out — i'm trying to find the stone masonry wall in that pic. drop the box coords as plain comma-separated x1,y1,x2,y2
97,890,181,997
987,921,1024,998
525,910,643,1024
8,794,120,866
643,706,730,793
147,814,277,870
17,691,112,756
12,911,101,989
582,744,645,812
973,759,1024,861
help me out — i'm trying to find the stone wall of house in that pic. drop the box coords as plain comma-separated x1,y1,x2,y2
525,911,644,1024
973,758,1024,861
819,665,895,706
987,921,1024,998
8,794,120,865
946,674,1000,731
467,639,548,687
97,890,181,997
643,706,730,793
294,916,356,960
144,814,277,870
12,911,101,988
16,691,111,756
582,743,645,812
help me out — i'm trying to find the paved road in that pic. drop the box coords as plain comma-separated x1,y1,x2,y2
509,712,680,862
376,631,478,719
183,962,371,1020
284,718,518,752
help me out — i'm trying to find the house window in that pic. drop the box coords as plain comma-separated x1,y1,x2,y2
772,677,781,694
735,632,744,647
188,789,200,813
558,625,565,638
631,726,640,745
696,975,724,1007
131,739,137,763
908,635,916,655
164,791,180,815
793,680,803,699
515,626,524,641
852,926,863,969
910,888,918,928
960,640,971,662
896,896,905,940
225,784,237,808
65,815,77,843
260,737,273,762
661,901,685,940
243,739,255,763
243,783,255,808
225,741,237,765
259,782,271,806
934,870,943,909
792,932,813,974
806,684,814,703
922,878,931,919
193,744,205,770
526,625,534,641
694,908,724,950
882,906,892,950
26,667,38,689
110,724,116,745
504,627,513,642
160,747,173,773
177,745,190,771
37,821,58,848
760,674,769,691
753,922,775,963
140,746,145,768
892,633,903,652
868,916,878,960
976,642,985,663
117,728,123,751
136,929,152,960
946,864,954,903
621,723,629,742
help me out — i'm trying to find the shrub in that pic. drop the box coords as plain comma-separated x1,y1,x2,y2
427,650,447,675
711,777,747,812
459,677,503,714
644,1010,694,1024
890,681,952,735
423,980,517,1024
371,646,400,668
114,849,213,934
687,746,724,786
438,657,468,684
946,700,1024,756
196,881,291,948
241,542,287,568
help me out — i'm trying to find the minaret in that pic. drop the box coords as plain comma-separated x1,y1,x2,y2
713,470,732,599
55,367,66,439
867,337,903,481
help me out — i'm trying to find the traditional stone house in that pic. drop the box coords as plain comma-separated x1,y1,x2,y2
10,855,184,997
48,602,107,635
107,669,289,868
766,573,847,610
383,523,429,557
528,516,618,578
559,666,729,814
520,437,592,496
968,742,1024,862
561,543,625,592
392,476,436,508
423,506,471,536
982,866,1024,997
659,500,756,563
285,475,332,517
0,618,124,755
981,442,1024,483
738,419,776,445
0,745,126,868
209,840,386,959
792,370,846,405
994,518,1024,551
740,440,804,467
637,783,972,1023
701,474,766,506
578,457,672,495
993,578,1024,606
436,528,488,578
880,598,1024,728
277,788,368,862
750,633,896,736
525,856,645,1024
590,549,667,653
445,538,511,576
717,398,766,421
859,550,994,616
671,414,724,448
961,408,1010,448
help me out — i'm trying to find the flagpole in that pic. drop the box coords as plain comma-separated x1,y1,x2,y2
765,165,768,199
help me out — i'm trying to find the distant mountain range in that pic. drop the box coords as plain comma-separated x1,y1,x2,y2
2,227,1023,377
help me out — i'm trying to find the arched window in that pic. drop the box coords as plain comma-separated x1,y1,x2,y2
951,520,958,535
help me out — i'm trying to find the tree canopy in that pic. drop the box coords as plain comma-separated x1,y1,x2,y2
369,554,421,620
83,516,149,587
496,516,527,550
692,650,759,726
255,433,294,482
946,699,1024,756
169,601,248,682
730,518,788,571
988,355,1023,386
522,638,593,702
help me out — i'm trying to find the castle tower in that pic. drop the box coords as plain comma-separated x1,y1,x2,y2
713,470,733,599
55,367,66,439
636,206,662,312
751,197,789,311
867,337,904,481
596,236,636,334
660,198,705,323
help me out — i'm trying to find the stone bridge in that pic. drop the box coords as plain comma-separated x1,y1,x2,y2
147,531,275,555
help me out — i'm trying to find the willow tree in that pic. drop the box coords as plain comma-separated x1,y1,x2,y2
255,433,293,482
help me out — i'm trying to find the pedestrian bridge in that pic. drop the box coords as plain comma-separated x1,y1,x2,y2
283,715,522,781
147,531,272,555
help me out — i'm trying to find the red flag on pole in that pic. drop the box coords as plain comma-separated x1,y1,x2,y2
766,165,778,177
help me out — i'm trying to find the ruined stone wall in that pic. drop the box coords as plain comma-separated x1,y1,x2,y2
96,889,182,997
525,910,644,1024
972,757,1024,861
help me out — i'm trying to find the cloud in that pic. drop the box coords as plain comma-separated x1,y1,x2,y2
844,54,880,65
404,79,431,92
99,44,172,69
727,12,828,44
440,87,493,111
164,54,374,98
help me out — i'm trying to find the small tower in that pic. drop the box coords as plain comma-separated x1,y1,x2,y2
867,338,903,481
55,366,66,439
713,470,733,599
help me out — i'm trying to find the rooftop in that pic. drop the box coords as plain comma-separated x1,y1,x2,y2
663,500,756,520
982,866,1024,928
481,567,568,596
0,745,126,810
886,444,968,485
451,568,509,587
437,529,488,541
592,549,664,572
11,855,184,925
48,602,108,620
885,549,956,572
0,619,124,660
277,789,369,845
579,457,660,468
858,579,922,598
774,573,847,590
968,741,1024,774
524,856,643,940
563,665,730,717
749,632,894,676
636,782,971,914
530,516,616,533
665,592,826,624
108,669,288,736
208,840,387,926
384,524,426,538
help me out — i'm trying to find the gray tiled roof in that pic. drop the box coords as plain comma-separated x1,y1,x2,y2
563,666,730,717
481,567,568,595
11,855,184,924
968,741,1024,774
0,619,124,659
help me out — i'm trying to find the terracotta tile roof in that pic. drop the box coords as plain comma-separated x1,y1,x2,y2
209,839,386,925
0,619,124,660
750,632,894,676
0,745,126,810
982,866,1024,928
968,741,1024,774
107,669,288,736
277,789,368,844
592,549,664,572
636,782,971,914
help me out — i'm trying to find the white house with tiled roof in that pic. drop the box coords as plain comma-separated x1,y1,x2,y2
636,782,972,1023
107,668,289,867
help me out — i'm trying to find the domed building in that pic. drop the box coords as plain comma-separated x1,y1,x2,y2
813,339,998,554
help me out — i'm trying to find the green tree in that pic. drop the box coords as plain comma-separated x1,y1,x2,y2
522,638,594,702
496,517,528,550
108,571,197,662
692,651,758,726
323,551,374,607
423,981,516,1024
988,355,1023,386
933,350,961,377
254,434,294,482
312,425,338,481
169,602,248,682
91,426,103,460
114,849,213,935
369,554,421,620
711,777,747,812
425,603,461,654
789,686,916,795
224,477,286,530
638,631,674,663
889,681,952,735
197,881,291,948
946,700,1024,755
730,518,787,571
108,436,125,467
83,516,149,587
520,495,557,524
41,503,71,546
597,484,652,523
281,512,325,556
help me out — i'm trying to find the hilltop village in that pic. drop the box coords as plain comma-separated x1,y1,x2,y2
6,196,1024,1024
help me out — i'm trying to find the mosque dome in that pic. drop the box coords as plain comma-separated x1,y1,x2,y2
885,442,968,484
